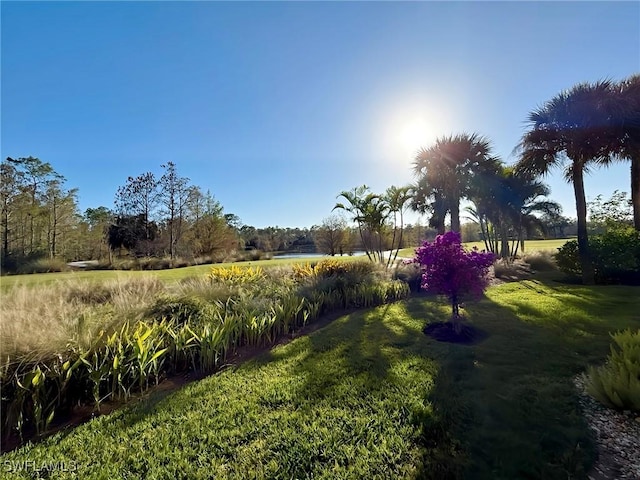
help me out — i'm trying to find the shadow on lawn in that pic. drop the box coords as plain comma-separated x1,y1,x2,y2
251,287,608,479
35,279,636,479
403,289,603,480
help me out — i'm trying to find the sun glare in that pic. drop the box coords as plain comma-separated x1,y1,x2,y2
377,95,453,163
398,117,433,157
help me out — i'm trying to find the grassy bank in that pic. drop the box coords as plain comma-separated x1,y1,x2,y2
2,277,637,479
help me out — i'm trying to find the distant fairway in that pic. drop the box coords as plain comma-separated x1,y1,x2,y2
462,238,570,252
397,237,571,258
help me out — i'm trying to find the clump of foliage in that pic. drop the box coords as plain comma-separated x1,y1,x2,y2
557,191,640,284
556,228,640,284
522,250,557,272
392,262,423,292
412,231,495,318
291,259,376,282
208,265,265,284
586,329,640,412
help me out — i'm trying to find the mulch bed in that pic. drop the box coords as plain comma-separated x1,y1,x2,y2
423,321,488,345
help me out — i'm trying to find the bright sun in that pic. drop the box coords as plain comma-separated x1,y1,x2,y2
398,118,431,155
397,117,434,158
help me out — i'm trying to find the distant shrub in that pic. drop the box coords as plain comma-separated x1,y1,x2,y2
586,329,640,412
16,257,68,274
235,249,267,262
109,258,139,270
193,256,214,265
556,228,640,284
522,251,557,272
171,257,190,269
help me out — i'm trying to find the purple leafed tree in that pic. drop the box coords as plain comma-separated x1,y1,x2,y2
413,231,496,319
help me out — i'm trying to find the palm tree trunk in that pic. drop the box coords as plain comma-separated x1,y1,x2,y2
572,165,595,284
390,211,404,266
632,157,640,231
450,199,461,232
499,222,510,259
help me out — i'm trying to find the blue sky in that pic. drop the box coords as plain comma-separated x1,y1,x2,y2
2,1,639,228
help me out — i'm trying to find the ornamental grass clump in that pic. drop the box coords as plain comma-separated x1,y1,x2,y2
413,231,496,319
586,328,640,411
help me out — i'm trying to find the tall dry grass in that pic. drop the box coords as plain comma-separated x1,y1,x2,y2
0,277,165,363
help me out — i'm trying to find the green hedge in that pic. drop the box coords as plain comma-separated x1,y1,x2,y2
555,227,640,284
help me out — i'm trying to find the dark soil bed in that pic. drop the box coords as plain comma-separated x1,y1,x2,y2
423,321,488,345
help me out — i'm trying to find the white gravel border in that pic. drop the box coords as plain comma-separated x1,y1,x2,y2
573,373,640,480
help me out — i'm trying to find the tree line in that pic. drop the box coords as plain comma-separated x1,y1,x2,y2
0,157,428,273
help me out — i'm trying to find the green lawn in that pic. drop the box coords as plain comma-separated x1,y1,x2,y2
397,237,571,258
3,277,638,479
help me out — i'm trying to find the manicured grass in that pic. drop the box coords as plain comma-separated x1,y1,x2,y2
463,237,571,252
3,277,638,479
397,238,571,258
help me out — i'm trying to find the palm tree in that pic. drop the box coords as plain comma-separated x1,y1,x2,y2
410,177,448,234
516,80,617,284
500,170,561,257
334,185,371,260
384,185,413,267
610,75,640,230
334,185,390,263
413,133,496,233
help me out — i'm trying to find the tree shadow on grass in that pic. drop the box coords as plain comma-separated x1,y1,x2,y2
404,294,598,480
410,277,639,480
251,294,598,479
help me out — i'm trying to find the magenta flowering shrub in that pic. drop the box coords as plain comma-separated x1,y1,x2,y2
413,231,496,317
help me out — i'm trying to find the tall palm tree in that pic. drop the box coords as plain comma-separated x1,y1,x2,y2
413,133,496,233
516,80,616,284
410,177,448,234
610,74,640,230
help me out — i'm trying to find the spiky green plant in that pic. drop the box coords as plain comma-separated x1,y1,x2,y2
586,329,640,411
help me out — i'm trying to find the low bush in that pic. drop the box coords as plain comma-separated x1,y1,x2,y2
16,257,69,274
235,249,268,262
586,329,640,411
393,262,423,292
492,259,529,279
148,295,213,325
208,265,265,284
522,251,557,271
556,227,640,284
